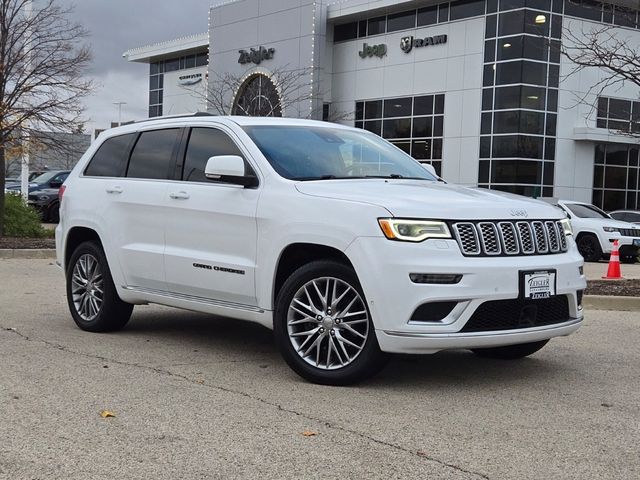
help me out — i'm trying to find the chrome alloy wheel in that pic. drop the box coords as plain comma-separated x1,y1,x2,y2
287,277,369,370
71,254,104,321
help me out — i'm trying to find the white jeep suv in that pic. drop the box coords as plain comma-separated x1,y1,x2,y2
56,115,586,385
543,199,640,263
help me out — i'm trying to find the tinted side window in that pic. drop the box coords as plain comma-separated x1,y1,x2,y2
127,129,180,180
183,128,245,182
85,134,135,177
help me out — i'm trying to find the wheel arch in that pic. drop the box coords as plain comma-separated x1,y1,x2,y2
575,230,603,249
64,226,104,270
272,243,356,308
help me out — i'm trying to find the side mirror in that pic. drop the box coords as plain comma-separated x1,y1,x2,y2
204,155,258,188
49,180,63,188
422,163,437,177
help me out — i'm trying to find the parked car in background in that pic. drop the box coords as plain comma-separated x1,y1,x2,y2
4,170,70,194
28,188,62,223
610,210,640,225
542,199,640,262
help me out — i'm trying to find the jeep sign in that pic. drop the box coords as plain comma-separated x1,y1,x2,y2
359,43,387,59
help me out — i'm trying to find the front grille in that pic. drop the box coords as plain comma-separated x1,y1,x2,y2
461,296,570,332
619,228,640,237
452,220,569,257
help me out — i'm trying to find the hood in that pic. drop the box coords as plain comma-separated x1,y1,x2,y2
572,216,637,230
295,180,563,220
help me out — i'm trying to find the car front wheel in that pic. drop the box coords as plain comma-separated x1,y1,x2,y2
66,241,133,332
576,234,602,262
274,261,388,385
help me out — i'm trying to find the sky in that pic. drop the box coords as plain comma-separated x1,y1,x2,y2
61,0,212,134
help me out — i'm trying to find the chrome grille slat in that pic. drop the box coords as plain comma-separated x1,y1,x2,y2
556,221,567,251
498,222,519,255
478,222,501,255
516,221,535,254
545,221,560,253
532,221,549,254
453,220,569,257
453,222,480,255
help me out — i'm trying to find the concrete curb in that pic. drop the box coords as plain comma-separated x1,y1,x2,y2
0,249,56,259
584,295,640,312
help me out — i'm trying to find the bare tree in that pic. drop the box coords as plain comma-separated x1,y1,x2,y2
204,65,352,122
0,0,93,236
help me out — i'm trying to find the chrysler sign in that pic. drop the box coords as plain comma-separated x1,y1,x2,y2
400,34,447,53
178,73,203,86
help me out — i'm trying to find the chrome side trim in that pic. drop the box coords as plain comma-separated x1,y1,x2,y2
383,317,583,338
122,285,265,313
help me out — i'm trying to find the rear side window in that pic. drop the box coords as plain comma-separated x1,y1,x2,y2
85,134,135,177
127,129,180,179
183,128,245,182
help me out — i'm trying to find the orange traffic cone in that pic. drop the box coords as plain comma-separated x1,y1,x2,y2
602,239,623,280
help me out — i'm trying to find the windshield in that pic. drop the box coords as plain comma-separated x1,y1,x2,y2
30,171,58,184
566,203,611,219
243,125,437,181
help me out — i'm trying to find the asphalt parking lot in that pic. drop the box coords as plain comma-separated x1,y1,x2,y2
1,259,638,480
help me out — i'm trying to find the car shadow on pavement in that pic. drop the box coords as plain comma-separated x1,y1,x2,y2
121,307,572,388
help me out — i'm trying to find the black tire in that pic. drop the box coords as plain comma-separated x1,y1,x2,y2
472,340,549,359
621,255,638,264
66,241,133,332
47,201,60,223
576,234,602,262
274,260,388,385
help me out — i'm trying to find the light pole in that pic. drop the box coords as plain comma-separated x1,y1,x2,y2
20,0,33,201
113,102,127,126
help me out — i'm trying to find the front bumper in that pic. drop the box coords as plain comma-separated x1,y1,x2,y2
602,235,640,255
345,236,586,354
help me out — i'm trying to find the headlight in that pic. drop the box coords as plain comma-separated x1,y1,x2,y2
560,218,573,236
378,219,451,242
603,226,619,233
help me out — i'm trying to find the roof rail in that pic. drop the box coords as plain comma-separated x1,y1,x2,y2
131,111,215,125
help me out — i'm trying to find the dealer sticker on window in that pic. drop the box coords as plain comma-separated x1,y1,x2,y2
522,270,556,300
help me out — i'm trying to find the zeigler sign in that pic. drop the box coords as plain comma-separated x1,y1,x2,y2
238,46,275,65
401,34,447,53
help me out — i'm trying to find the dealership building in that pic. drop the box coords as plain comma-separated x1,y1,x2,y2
123,0,640,211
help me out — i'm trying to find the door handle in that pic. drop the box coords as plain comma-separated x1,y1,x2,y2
106,186,123,194
169,191,190,200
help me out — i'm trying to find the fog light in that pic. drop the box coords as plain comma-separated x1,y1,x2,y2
410,273,462,284
577,290,584,309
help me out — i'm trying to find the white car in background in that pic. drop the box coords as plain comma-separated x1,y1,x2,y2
543,199,640,263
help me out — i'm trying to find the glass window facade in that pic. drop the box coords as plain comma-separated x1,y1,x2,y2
148,51,208,118
592,144,640,211
596,96,640,133
478,1,561,197
355,94,445,175
333,0,490,42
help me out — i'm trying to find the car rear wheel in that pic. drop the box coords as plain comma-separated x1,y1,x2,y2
66,241,133,332
576,234,602,262
274,260,388,385
472,340,549,359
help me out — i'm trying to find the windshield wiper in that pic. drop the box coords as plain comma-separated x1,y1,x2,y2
364,174,431,180
293,175,344,181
